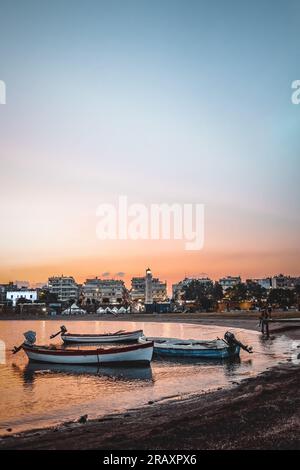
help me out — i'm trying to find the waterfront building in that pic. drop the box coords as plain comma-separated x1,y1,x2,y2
0,282,17,302
48,276,79,302
6,289,38,306
172,277,213,301
249,278,272,290
130,270,168,303
130,277,146,302
82,277,101,300
82,278,128,305
271,274,300,289
219,276,241,291
0,285,5,302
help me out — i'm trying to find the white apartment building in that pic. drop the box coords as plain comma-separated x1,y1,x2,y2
271,275,300,289
82,278,127,304
130,270,167,303
219,276,241,291
251,278,272,290
48,276,78,302
130,277,146,302
6,290,37,306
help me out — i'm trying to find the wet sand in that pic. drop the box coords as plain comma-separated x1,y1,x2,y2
0,315,299,450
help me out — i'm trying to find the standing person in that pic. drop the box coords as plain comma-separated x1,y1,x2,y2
265,308,270,338
268,305,272,319
259,308,270,338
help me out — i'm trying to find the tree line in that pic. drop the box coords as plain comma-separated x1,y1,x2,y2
180,280,300,311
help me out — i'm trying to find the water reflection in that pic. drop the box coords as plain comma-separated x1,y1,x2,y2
0,340,5,365
21,362,153,385
155,354,241,368
156,354,246,377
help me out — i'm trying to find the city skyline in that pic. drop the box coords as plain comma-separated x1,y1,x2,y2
2,270,299,293
1,1,299,288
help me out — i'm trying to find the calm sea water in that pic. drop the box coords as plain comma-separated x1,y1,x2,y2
0,320,297,435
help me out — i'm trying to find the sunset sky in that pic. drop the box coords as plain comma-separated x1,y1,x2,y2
0,0,299,289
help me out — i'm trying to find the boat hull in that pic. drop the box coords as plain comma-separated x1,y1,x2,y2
61,329,143,344
23,342,153,365
139,337,240,358
152,344,240,358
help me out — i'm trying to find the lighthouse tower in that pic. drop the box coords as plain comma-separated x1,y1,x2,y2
145,267,153,305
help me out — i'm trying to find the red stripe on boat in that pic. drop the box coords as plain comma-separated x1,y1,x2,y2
23,341,153,356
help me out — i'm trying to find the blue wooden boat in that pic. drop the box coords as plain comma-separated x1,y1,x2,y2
139,331,252,359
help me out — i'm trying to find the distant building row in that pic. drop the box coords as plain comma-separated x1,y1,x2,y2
1,273,300,306
48,271,168,304
172,275,300,300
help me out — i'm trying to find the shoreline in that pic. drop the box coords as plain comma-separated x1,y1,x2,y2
1,362,299,450
2,312,300,340
1,316,300,449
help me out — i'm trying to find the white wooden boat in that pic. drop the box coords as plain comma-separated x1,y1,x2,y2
21,342,153,365
50,326,143,343
139,331,252,359
13,331,153,365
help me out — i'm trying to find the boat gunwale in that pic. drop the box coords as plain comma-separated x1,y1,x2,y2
139,336,229,351
153,345,237,353
62,329,143,338
23,341,153,356
152,345,240,358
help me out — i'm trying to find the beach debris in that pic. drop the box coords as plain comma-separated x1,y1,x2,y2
78,414,88,424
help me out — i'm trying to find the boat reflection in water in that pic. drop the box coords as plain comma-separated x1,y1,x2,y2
21,362,153,385
155,354,241,368
154,354,255,382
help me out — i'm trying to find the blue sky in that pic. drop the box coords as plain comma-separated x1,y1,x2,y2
0,0,299,283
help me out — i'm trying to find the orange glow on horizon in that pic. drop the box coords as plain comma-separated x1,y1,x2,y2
1,244,299,292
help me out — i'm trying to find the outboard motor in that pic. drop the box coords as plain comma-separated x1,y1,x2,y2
12,330,36,354
224,331,253,354
50,325,67,339
23,331,36,346
224,331,236,347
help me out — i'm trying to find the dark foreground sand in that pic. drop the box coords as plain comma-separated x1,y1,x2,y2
0,316,299,450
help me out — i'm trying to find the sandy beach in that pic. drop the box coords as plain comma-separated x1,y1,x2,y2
0,315,299,450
